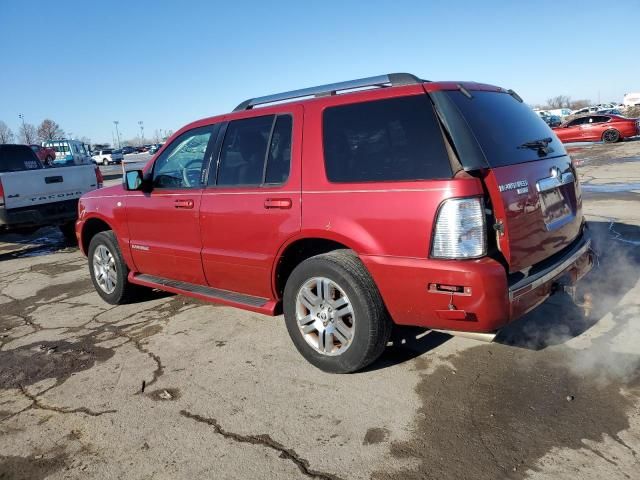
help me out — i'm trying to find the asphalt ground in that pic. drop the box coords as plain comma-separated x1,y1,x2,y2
1,140,639,479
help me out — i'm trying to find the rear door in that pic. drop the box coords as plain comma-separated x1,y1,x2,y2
579,115,609,141
432,89,582,273
126,125,217,284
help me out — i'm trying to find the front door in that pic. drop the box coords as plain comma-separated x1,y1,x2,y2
126,125,217,285
199,108,302,298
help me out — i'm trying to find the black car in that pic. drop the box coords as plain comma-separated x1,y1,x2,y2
121,146,136,155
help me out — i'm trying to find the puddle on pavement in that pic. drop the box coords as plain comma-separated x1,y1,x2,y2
0,227,75,260
582,182,640,193
373,343,639,480
0,451,68,480
0,340,114,390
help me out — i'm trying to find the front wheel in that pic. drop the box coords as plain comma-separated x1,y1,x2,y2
88,231,141,304
102,158,108,165
602,129,620,143
283,250,392,373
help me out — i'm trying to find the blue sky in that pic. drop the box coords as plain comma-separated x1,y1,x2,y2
1,0,638,144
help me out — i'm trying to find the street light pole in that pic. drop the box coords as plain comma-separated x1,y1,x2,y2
138,121,144,145
113,121,121,149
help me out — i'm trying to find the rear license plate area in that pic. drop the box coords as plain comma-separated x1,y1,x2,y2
540,188,571,228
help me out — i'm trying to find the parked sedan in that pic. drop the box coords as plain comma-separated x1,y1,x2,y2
553,114,640,143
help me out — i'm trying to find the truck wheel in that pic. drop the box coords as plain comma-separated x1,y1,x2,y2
283,250,392,373
59,221,77,244
602,129,620,143
88,231,140,305
102,158,108,165
45,156,54,165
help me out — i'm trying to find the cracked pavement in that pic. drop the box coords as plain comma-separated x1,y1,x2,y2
1,141,640,479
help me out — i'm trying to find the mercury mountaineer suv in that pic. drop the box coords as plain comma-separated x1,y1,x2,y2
76,73,594,373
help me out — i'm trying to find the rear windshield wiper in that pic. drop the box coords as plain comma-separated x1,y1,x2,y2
517,137,554,156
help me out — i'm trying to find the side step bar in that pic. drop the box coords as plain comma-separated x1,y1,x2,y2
130,273,278,315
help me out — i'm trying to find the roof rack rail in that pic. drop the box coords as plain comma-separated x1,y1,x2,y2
233,72,425,111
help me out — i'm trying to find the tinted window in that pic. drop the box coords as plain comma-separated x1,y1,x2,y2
591,116,610,123
265,115,292,184
567,118,588,127
153,126,214,189
322,95,451,182
442,91,567,168
0,145,42,172
217,115,274,186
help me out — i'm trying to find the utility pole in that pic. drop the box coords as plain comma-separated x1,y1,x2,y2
138,121,144,145
18,114,27,142
113,121,121,149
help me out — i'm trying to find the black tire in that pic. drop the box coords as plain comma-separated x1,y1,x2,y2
59,221,77,244
102,158,108,165
45,156,54,166
88,231,140,305
283,250,392,373
602,129,620,143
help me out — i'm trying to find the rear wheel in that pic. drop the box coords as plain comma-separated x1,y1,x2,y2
102,158,108,165
283,250,392,373
602,129,620,143
88,231,141,304
45,156,54,166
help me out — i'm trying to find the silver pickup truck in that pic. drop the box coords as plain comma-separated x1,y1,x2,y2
0,144,102,241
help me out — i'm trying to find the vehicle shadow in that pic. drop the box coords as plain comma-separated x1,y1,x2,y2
366,219,640,370
497,219,640,350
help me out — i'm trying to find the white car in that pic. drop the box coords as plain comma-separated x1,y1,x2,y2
571,106,599,116
91,149,123,165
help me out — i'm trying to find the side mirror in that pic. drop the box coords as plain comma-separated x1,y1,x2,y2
124,170,146,191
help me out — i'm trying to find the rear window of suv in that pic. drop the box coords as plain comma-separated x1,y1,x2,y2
0,145,42,172
323,95,452,182
437,90,567,168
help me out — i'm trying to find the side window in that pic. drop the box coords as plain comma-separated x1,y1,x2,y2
152,126,214,189
568,118,586,127
593,116,610,123
322,96,452,183
217,115,274,186
265,115,292,184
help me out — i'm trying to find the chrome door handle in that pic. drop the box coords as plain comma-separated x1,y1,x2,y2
174,199,194,209
264,198,292,209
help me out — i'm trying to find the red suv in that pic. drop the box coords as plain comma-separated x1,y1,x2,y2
77,73,594,373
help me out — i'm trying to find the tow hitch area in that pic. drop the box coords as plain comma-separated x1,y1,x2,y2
552,281,593,317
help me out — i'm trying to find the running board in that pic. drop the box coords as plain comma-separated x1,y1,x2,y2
130,273,277,314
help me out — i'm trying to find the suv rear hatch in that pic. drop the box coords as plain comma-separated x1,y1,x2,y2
430,86,582,273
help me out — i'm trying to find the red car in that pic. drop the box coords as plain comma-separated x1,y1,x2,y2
553,114,640,143
29,144,56,166
76,74,594,373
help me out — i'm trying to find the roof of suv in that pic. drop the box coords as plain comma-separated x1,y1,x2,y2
171,73,506,144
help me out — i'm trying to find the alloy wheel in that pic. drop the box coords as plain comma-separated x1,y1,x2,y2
93,244,117,294
295,277,355,356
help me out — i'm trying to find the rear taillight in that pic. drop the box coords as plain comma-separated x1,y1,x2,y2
94,166,104,188
431,197,486,259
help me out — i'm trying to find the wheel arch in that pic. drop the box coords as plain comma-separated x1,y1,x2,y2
80,216,114,256
272,233,365,300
